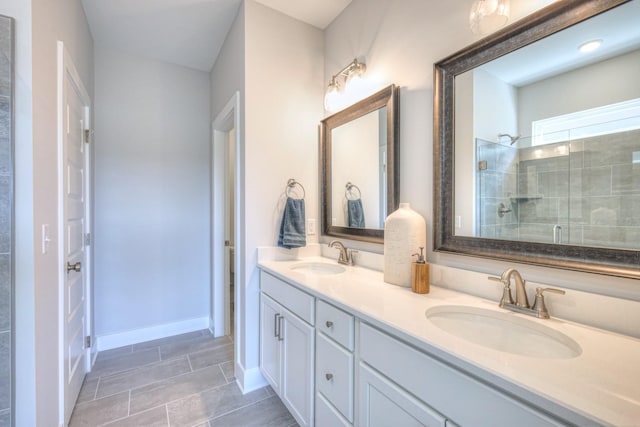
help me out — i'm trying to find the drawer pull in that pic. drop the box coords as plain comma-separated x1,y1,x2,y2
278,315,284,341
325,373,334,381
274,313,280,338
325,321,334,328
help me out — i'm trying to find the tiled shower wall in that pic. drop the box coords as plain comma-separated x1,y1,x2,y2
478,129,640,248
568,129,640,248
0,14,13,427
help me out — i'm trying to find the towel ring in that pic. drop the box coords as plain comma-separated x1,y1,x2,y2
286,179,306,199
345,182,362,200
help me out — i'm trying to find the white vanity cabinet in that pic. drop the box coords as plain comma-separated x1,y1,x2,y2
260,272,315,427
258,265,601,427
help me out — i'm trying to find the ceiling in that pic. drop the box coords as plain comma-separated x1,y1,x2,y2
480,0,640,86
82,0,352,72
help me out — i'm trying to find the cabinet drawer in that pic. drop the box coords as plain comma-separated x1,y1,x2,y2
261,271,315,325
316,333,354,422
359,323,565,427
317,299,354,350
316,393,351,427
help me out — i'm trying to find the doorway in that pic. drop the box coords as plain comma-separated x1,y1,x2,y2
211,93,240,343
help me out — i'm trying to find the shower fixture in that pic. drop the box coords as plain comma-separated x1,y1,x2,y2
498,133,521,145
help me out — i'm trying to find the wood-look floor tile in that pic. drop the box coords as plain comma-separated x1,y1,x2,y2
69,391,129,427
220,361,235,383
91,348,160,379
208,395,295,427
97,357,191,399
132,330,207,352
101,405,168,427
76,376,99,403
188,343,233,371
166,383,269,426
160,335,231,361
129,365,226,415
95,345,133,363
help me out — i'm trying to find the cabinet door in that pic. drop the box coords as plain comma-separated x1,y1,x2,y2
260,294,282,393
282,309,315,427
359,364,446,427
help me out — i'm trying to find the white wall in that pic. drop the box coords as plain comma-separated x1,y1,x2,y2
93,47,210,342
518,49,640,134
324,0,640,300
243,0,323,388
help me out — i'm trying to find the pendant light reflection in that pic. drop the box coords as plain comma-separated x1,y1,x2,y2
470,0,510,35
324,58,367,113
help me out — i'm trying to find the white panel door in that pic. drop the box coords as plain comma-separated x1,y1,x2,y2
62,53,89,423
260,294,282,393
282,309,314,427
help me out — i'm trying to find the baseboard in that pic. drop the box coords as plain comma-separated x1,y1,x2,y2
235,363,268,394
96,317,210,351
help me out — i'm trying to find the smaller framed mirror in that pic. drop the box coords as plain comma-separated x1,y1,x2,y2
320,84,399,243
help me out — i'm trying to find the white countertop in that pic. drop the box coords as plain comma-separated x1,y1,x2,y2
258,256,640,426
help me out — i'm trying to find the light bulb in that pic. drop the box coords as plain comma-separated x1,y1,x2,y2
470,0,510,35
578,39,602,53
324,80,340,112
345,73,368,103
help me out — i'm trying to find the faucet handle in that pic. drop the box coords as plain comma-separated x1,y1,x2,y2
532,287,565,319
488,276,514,307
347,249,358,266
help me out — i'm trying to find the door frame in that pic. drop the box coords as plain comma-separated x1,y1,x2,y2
211,92,241,340
57,41,93,425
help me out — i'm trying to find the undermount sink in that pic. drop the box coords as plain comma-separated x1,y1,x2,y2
290,262,346,275
426,305,582,359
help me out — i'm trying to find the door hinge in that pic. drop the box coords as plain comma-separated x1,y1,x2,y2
478,160,488,171
83,129,93,144
85,336,92,348
85,233,91,246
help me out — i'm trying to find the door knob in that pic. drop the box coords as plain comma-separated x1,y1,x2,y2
67,261,81,273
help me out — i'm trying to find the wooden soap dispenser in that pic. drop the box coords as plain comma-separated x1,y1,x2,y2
411,247,430,294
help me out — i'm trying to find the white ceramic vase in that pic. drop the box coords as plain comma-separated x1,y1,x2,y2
384,203,427,287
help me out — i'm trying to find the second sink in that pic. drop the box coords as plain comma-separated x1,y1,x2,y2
426,305,581,359
290,262,346,275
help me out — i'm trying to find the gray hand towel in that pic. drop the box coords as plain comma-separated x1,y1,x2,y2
347,199,365,228
278,197,306,249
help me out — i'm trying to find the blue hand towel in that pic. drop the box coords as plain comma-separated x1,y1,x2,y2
347,199,365,228
278,197,306,249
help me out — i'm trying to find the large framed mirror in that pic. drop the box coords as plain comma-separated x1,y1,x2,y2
434,0,640,278
321,84,399,243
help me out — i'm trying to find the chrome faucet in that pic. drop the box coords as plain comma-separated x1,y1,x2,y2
328,240,357,266
489,268,565,319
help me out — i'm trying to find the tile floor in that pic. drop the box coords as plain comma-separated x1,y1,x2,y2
70,330,297,427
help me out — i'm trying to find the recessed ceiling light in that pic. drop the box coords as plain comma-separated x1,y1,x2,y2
578,39,602,53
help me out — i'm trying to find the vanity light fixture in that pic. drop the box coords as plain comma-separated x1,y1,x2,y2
469,0,510,35
324,58,367,112
578,39,602,53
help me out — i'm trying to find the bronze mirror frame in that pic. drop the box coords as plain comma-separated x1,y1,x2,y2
320,84,399,243
433,0,640,279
